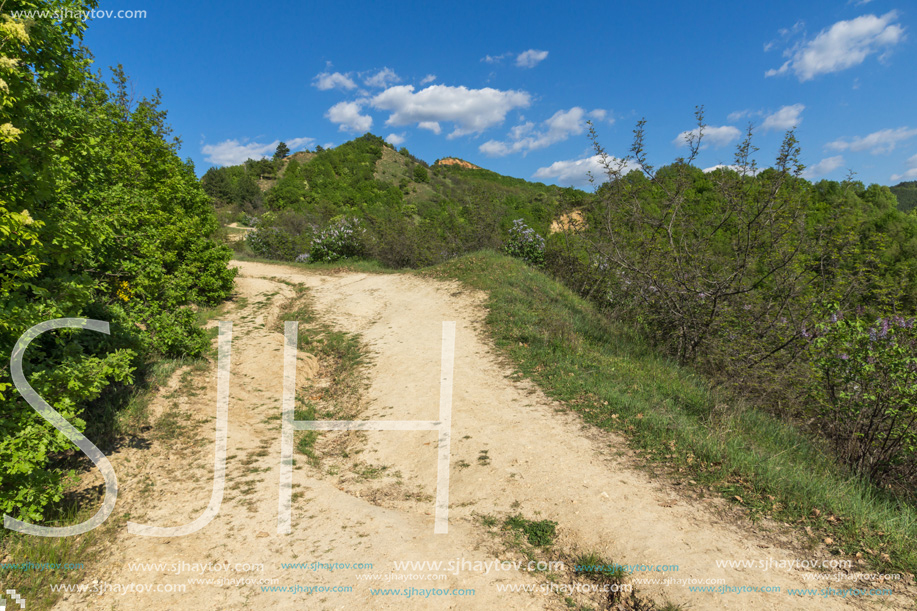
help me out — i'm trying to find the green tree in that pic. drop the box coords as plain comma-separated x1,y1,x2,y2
413,164,429,183
234,172,262,208
0,4,235,521
264,160,307,210
202,166,234,204
274,141,290,161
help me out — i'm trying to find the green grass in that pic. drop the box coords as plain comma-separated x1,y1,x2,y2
426,251,917,575
294,401,320,460
152,404,191,441
573,552,629,584
503,514,558,547
0,504,102,611
274,285,369,464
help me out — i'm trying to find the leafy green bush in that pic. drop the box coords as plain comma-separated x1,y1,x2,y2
145,309,210,356
245,211,314,260
247,227,305,261
503,219,545,266
0,5,235,521
365,214,442,268
809,311,917,484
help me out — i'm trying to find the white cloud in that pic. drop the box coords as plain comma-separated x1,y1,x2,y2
516,49,549,68
766,11,905,81
478,140,512,156
420,74,436,85
673,125,742,149
727,109,755,123
803,155,845,179
702,164,761,176
533,155,635,187
202,136,314,166
363,67,401,88
826,127,917,154
371,84,531,138
483,49,550,68
728,105,804,131
313,71,357,91
891,154,917,182
385,133,406,146
479,107,602,157
482,52,510,63
764,21,805,53
417,121,442,134
762,104,805,131
325,101,373,132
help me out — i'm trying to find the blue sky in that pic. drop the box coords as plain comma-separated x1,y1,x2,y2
82,0,916,188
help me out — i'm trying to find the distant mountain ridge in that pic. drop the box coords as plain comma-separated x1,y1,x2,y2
202,133,582,223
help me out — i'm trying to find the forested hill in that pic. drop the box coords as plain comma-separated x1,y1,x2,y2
202,133,588,267
205,134,917,314
891,180,917,213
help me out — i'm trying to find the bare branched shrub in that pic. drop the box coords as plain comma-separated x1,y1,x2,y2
584,108,873,400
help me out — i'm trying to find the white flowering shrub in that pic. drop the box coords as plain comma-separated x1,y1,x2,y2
309,216,366,262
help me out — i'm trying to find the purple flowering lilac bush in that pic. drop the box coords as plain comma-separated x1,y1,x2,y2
809,311,917,484
504,219,545,266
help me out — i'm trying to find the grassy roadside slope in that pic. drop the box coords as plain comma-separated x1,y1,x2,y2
424,251,917,577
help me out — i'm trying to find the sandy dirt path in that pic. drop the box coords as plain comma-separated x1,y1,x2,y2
51,260,909,610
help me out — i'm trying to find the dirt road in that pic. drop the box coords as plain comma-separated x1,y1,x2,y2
52,260,908,610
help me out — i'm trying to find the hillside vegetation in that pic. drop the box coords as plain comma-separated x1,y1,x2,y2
892,180,917,213
0,6,234,523
5,4,917,608
432,251,917,574
203,133,585,267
